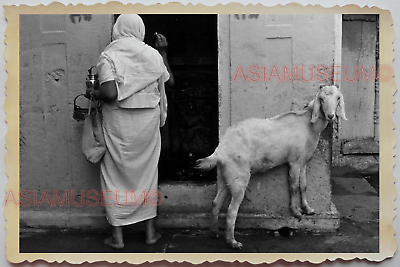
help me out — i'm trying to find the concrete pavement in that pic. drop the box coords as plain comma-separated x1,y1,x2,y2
19,177,379,253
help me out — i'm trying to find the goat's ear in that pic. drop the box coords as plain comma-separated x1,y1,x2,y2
311,96,321,123
337,94,347,121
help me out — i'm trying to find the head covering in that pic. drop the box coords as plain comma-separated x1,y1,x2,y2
112,14,145,41
98,14,169,105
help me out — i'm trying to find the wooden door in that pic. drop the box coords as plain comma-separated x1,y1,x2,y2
338,15,379,167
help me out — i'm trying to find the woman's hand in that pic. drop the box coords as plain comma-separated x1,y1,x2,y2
154,33,174,87
85,79,100,99
84,87,94,100
154,33,168,53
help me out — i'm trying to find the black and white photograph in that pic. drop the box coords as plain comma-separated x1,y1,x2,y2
2,2,397,265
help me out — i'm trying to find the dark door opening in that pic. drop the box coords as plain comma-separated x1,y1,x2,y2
114,14,219,182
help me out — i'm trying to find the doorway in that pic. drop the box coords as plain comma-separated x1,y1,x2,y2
114,14,219,182
333,14,379,190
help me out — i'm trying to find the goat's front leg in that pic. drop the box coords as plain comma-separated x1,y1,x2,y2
299,167,315,215
288,164,303,219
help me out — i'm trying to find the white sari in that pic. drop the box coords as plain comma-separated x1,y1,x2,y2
97,14,169,226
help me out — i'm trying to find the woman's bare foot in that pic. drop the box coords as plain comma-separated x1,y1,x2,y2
104,236,124,249
145,218,161,244
104,226,124,249
145,232,162,245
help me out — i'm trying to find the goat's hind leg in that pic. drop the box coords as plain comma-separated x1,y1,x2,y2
210,165,228,238
225,172,250,249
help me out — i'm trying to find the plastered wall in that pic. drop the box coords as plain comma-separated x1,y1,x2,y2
19,14,341,230
19,14,112,227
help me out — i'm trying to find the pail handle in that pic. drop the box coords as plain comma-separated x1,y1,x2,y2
74,94,86,109
74,93,99,115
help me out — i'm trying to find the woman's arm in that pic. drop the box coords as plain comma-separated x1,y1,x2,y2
155,33,175,87
160,52,175,87
86,80,117,102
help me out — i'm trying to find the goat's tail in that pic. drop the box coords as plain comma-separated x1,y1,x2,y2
196,153,219,170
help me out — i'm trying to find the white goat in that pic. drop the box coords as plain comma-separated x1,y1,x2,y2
197,85,346,249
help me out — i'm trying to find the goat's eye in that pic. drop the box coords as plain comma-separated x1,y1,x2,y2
337,97,341,101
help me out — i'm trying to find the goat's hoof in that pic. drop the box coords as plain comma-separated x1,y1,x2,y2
230,240,243,249
292,208,303,219
294,214,303,219
303,207,315,216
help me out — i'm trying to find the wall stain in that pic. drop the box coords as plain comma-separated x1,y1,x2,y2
45,69,65,85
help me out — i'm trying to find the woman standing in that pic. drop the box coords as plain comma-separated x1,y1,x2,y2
86,14,174,249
